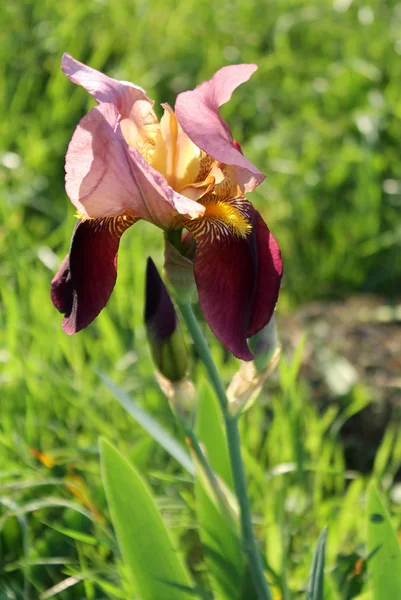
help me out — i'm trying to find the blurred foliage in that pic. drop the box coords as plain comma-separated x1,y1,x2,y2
2,0,401,302
1,0,401,598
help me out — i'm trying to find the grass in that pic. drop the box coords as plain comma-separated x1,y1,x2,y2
1,0,401,598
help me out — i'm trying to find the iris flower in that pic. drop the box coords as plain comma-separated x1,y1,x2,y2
51,54,283,360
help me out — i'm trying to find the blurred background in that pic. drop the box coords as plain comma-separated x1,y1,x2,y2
1,0,401,598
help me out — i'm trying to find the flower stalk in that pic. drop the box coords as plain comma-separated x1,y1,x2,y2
178,301,273,600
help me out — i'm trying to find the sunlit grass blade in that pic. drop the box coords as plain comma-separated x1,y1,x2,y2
100,438,193,599
40,573,87,599
366,484,401,600
306,527,328,600
99,373,194,474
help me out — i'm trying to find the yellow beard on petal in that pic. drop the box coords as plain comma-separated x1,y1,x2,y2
184,197,252,242
203,200,252,238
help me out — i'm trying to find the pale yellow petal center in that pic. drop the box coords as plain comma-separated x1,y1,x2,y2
152,104,201,192
121,102,207,199
120,101,247,237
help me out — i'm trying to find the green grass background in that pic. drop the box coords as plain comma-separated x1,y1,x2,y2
1,0,401,598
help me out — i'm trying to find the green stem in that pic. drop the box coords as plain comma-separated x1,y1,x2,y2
165,228,183,253
178,303,227,411
178,302,272,600
224,417,271,600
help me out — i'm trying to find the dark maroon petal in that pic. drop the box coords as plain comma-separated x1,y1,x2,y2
51,254,73,315
194,236,254,360
191,201,282,360
51,215,136,334
247,210,283,338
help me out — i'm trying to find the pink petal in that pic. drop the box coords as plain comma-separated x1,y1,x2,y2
62,53,152,118
62,54,163,154
65,102,205,227
190,200,282,360
175,65,265,193
51,216,136,334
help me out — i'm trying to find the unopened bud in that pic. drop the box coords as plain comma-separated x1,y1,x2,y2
248,315,279,373
145,258,188,382
155,372,196,422
228,316,281,417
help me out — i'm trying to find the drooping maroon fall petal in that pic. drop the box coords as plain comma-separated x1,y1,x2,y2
175,64,265,193
51,254,73,316
191,202,282,361
245,209,283,337
51,215,136,334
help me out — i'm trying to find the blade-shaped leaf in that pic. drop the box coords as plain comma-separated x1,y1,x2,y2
306,527,328,600
367,484,401,600
100,438,193,600
99,373,194,475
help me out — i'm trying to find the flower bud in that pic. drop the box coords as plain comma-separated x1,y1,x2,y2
145,257,188,382
227,316,281,417
248,315,278,373
155,372,196,422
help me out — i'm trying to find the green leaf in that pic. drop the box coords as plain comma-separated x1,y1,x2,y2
306,527,328,600
367,484,401,600
100,438,193,600
99,373,194,475
195,381,245,599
